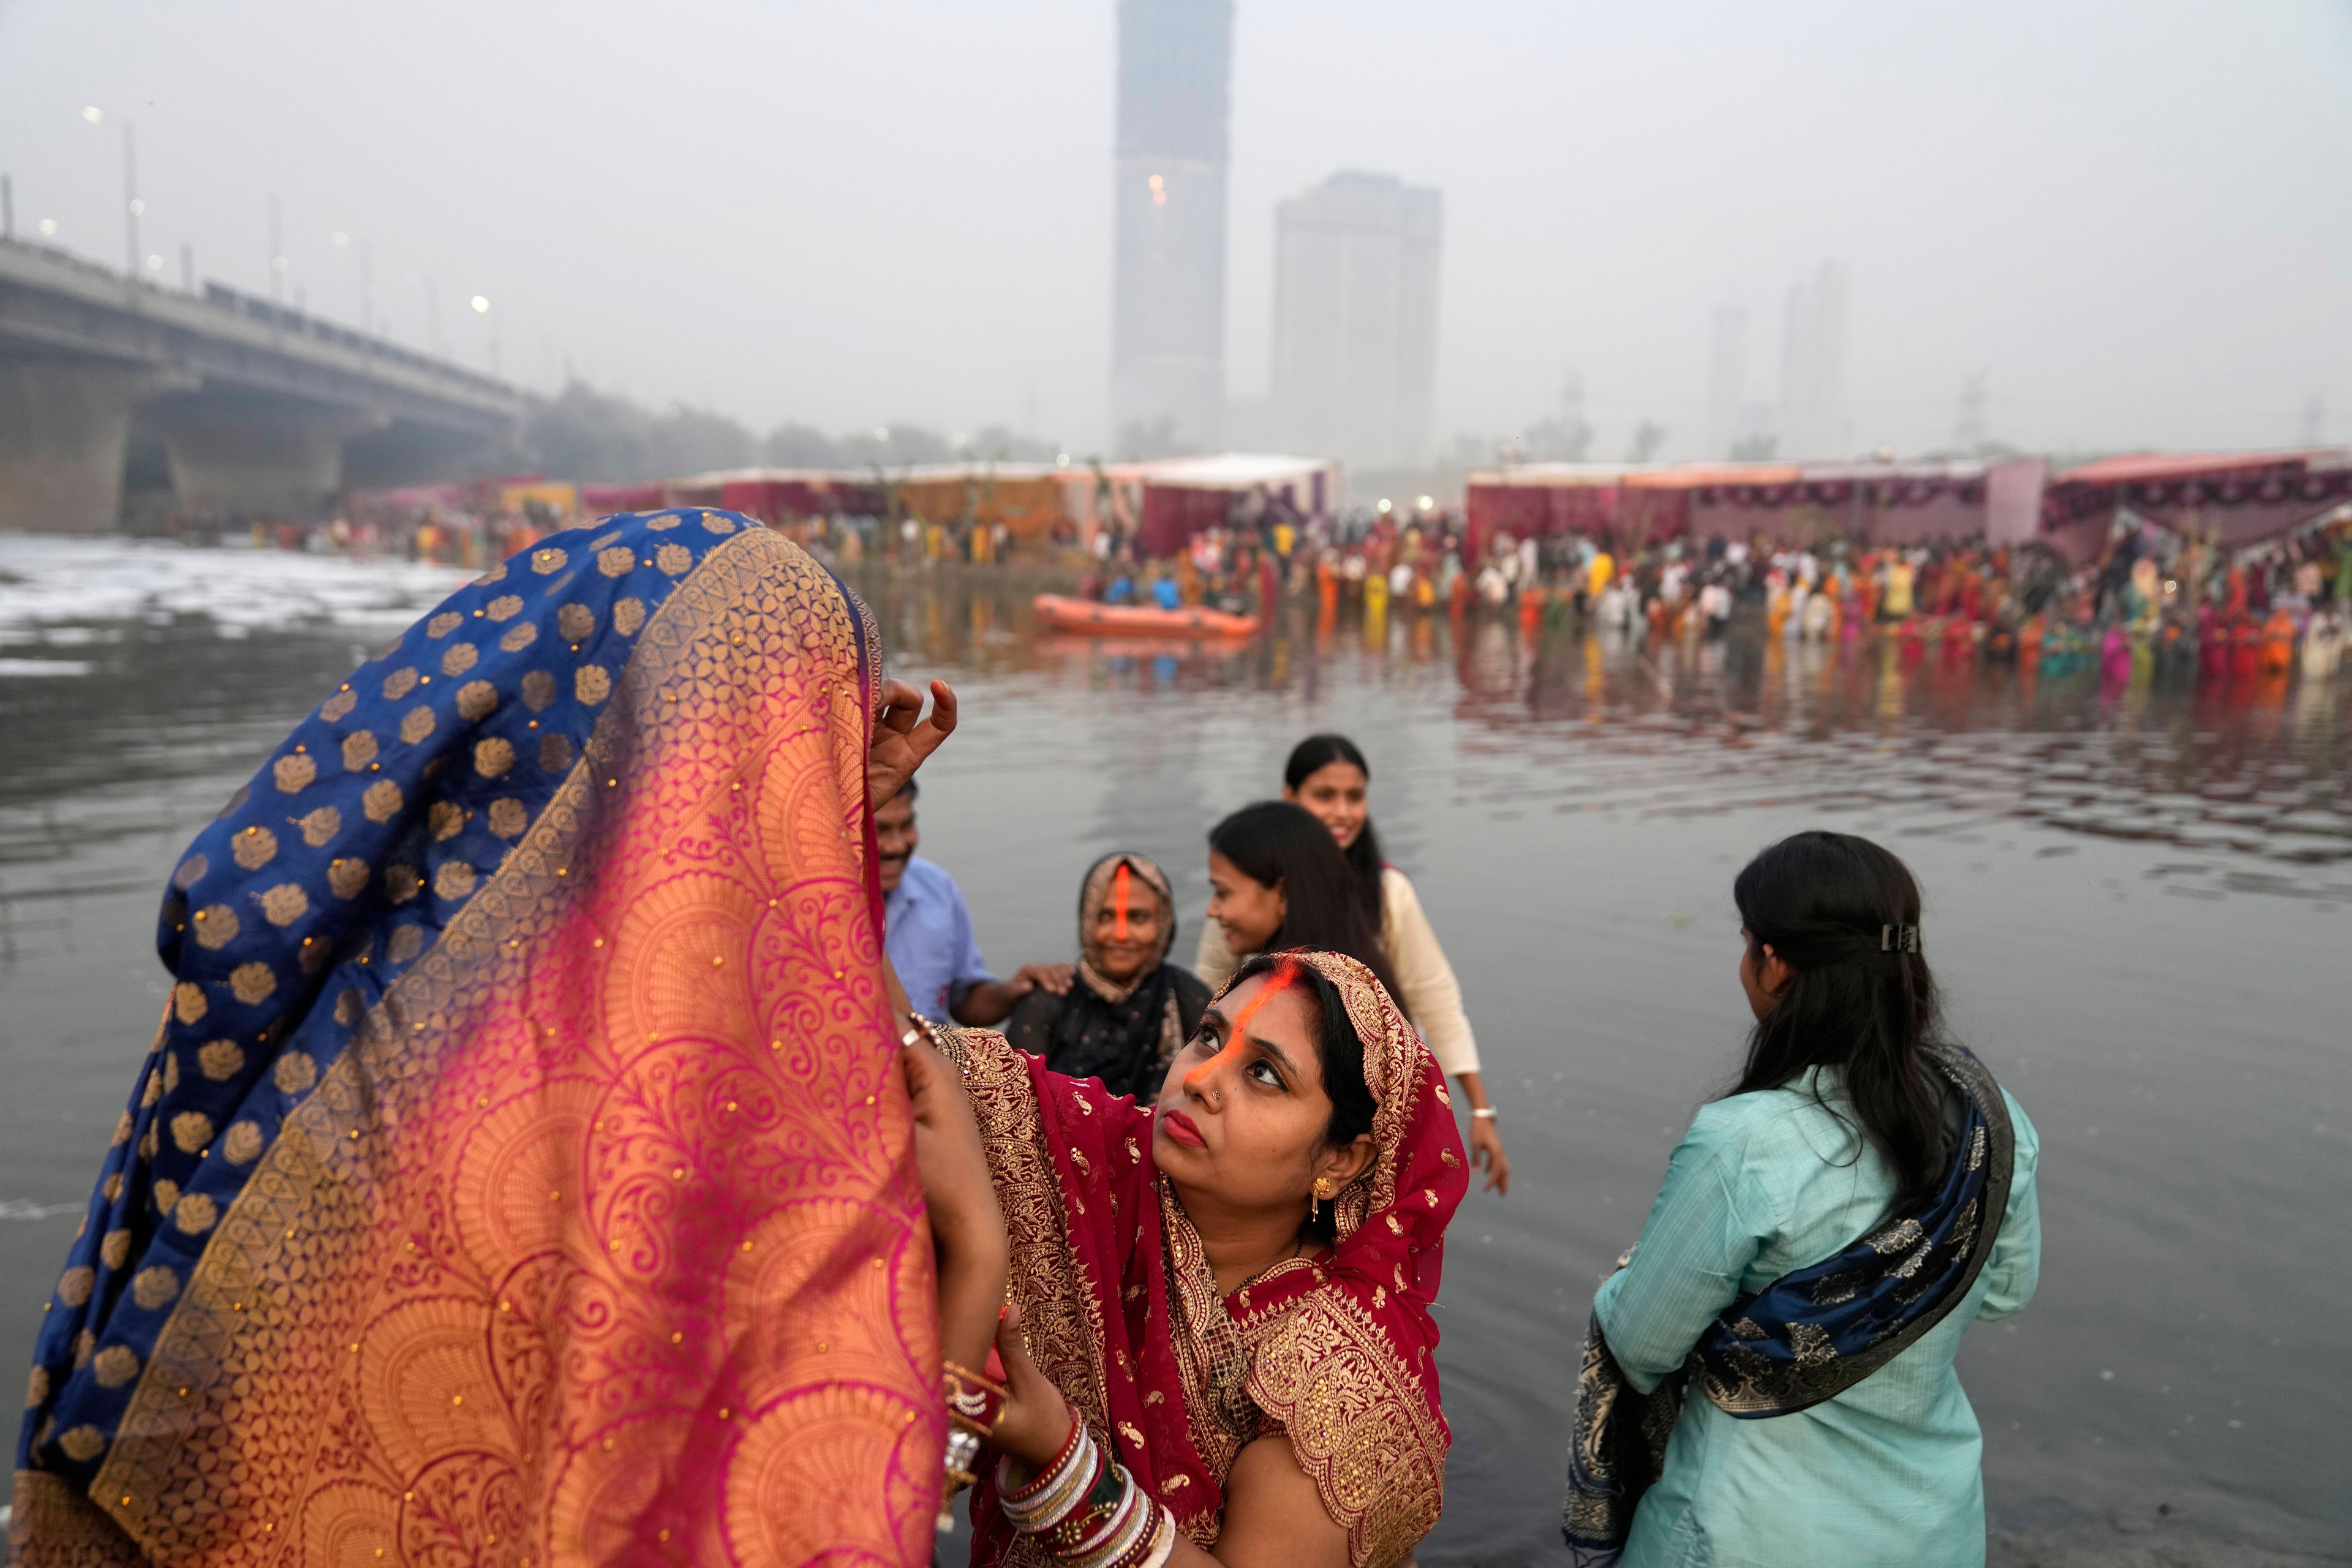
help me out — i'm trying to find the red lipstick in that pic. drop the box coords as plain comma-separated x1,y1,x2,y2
1158,1109,1206,1148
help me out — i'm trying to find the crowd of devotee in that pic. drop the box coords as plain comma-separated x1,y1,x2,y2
13,505,2051,1567
163,469,2352,702
1061,506,2352,685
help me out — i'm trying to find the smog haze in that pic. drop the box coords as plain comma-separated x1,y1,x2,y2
4,0,2345,459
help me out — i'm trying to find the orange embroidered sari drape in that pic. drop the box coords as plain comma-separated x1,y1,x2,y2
13,513,941,1567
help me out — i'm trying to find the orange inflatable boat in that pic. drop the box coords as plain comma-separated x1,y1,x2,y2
1031,595,1259,638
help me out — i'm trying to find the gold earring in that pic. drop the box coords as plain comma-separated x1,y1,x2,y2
1311,1176,1333,1223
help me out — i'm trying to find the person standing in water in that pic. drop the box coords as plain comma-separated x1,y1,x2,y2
1003,851,1209,1104
1197,735,1510,1193
1561,831,2040,1567
877,776,1069,1026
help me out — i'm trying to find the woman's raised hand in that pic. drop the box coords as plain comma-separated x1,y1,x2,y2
868,677,959,809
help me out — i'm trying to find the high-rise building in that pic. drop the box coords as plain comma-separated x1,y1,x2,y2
1706,306,1747,459
1111,0,1232,453
1777,262,1852,459
1270,171,1441,469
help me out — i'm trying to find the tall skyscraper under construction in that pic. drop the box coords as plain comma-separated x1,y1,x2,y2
1111,0,1232,452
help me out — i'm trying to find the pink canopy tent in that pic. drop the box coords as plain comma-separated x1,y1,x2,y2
1134,454,1336,557
2040,449,2352,564
1466,459,2047,554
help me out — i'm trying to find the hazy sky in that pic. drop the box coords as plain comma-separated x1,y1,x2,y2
4,0,2346,461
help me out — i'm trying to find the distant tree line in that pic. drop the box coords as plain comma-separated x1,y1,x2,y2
522,382,1060,483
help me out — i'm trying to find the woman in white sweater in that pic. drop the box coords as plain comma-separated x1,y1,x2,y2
1197,734,1510,1193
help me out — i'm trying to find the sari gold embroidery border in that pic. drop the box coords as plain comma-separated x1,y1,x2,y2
1246,1290,1444,1568
933,1027,1123,1568
934,1026,1113,1439
86,530,922,1566
1156,1180,1254,1491
7,1469,147,1566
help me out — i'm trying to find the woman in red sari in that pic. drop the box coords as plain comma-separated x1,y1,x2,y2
903,949,1466,1568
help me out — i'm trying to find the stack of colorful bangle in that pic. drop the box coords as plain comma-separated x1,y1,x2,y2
940,1359,1010,1529
995,1406,1175,1568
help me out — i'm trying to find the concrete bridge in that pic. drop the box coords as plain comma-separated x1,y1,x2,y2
0,237,527,532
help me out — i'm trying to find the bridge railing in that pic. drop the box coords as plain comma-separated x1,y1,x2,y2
197,280,513,397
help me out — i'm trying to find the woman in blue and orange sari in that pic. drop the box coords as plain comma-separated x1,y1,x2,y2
12,510,977,1566
1562,831,2041,1568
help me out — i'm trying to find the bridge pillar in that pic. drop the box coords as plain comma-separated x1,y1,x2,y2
144,394,390,518
0,361,186,533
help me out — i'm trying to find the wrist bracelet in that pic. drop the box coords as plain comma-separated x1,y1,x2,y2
943,1358,1009,1437
939,1425,986,1531
1058,1466,1169,1568
999,1409,1095,1532
1471,1107,1497,1120
944,1427,983,1485
1013,1441,1168,1568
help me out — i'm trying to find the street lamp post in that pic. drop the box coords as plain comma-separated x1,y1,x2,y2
123,118,138,277
470,294,497,375
268,194,285,303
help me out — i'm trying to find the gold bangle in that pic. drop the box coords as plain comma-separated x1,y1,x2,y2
943,1358,1008,1400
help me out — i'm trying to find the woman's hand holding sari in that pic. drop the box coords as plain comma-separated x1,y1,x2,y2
988,1305,1357,1568
986,1300,1078,1472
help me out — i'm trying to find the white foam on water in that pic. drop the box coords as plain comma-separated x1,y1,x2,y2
0,658,92,677
0,535,475,640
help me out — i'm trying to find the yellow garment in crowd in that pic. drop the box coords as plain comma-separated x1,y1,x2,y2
1588,552,1616,598
1884,560,1915,617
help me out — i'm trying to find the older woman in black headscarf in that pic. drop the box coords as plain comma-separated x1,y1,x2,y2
1005,851,1208,1103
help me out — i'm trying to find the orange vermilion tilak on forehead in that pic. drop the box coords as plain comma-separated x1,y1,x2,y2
1183,958,1300,1095
1114,860,1131,941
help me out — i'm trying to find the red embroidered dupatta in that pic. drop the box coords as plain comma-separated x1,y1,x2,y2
943,951,1464,1568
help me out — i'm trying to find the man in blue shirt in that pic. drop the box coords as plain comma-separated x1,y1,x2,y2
876,778,1068,1024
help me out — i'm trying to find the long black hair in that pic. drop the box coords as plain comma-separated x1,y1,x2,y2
1730,831,1953,1208
1283,734,1386,929
1227,952,1376,1239
1208,801,1402,1001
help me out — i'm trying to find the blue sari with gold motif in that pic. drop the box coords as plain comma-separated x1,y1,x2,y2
14,511,947,1568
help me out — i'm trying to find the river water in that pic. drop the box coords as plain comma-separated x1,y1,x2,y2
1,539,2345,1564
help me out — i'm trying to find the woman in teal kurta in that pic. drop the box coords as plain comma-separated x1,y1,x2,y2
1596,1068,2040,1566
1567,831,2041,1568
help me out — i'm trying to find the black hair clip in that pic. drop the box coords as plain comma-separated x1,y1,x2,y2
1881,923,1920,954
